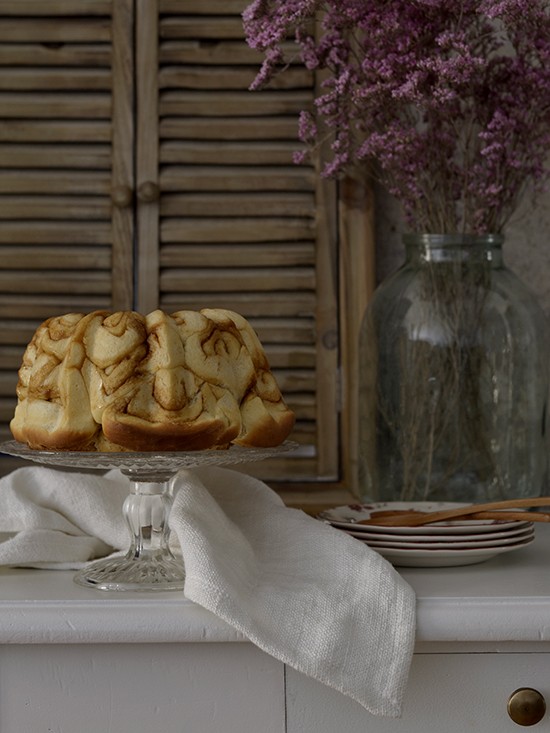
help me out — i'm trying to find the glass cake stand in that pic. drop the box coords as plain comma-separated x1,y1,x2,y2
0,440,297,592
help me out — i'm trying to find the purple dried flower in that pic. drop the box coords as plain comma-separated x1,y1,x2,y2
243,0,550,234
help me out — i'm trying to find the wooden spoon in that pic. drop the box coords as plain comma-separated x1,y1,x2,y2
359,497,550,527
449,511,550,523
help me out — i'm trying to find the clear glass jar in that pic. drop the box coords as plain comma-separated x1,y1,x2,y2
358,234,550,502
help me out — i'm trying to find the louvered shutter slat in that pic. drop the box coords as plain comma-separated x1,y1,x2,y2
0,197,111,219
0,93,111,119
0,222,111,244
0,295,107,320
0,122,111,143
161,243,315,267
0,69,111,90
0,170,110,195
0,19,111,42
0,44,111,66
161,117,299,139
160,194,314,218
161,140,301,165
0,271,111,295
162,292,317,321
160,90,311,117
0,2,111,15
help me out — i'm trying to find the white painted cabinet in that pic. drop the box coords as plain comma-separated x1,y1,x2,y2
3,528,550,732
2,642,549,733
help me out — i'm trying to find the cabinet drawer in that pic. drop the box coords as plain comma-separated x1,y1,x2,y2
287,653,550,732
0,642,284,733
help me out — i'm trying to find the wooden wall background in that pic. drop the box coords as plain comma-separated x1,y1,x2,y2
0,0,375,509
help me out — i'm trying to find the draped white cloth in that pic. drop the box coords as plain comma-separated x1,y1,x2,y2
0,465,415,717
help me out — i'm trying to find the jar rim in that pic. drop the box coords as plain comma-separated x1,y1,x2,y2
403,233,504,247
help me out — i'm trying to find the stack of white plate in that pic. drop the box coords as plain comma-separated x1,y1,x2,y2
318,501,535,567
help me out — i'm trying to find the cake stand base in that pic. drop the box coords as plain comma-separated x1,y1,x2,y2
73,551,185,592
71,467,186,592
0,440,298,592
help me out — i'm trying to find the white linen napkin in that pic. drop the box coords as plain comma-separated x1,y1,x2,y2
0,465,415,717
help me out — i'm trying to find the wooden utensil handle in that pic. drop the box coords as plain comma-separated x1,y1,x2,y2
466,511,550,523
361,497,550,526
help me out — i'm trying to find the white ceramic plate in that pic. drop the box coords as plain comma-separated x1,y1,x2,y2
344,523,535,544
356,527,534,551
367,535,535,567
318,502,532,535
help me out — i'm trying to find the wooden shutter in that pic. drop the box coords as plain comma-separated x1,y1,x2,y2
0,0,372,503
136,0,345,493
0,0,134,445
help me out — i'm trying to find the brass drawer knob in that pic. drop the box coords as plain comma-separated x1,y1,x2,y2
508,688,546,726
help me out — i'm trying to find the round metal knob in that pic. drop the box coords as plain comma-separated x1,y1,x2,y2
111,185,133,208
507,688,546,726
137,181,160,203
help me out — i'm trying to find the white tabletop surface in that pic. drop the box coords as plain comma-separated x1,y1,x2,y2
402,523,550,643
1,524,549,645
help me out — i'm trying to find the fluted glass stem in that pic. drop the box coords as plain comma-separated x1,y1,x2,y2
122,471,175,559
73,469,185,592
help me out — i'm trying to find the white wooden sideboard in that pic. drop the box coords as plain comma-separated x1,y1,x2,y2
2,526,550,732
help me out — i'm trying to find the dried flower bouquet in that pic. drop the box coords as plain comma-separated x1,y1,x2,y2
244,1,550,502
243,0,550,234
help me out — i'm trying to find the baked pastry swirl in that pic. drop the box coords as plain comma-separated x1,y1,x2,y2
10,309,295,452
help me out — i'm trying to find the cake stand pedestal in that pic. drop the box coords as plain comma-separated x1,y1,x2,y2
0,441,296,592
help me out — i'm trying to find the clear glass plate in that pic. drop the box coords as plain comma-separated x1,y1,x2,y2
0,439,297,474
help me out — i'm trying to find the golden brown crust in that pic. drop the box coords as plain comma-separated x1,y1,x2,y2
10,308,295,452
102,411,234,452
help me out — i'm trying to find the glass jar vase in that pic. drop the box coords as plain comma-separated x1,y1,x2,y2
358,233,550,503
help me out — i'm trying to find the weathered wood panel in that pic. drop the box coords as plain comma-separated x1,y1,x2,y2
160,192,315,218
135,0,160,315
160,243,315,268
160,140,301,165
0,1,111,15
160,0,246,14
160,17,246,40
0,196,111,219
0,295,110,320
0,19,111,43
160,117,299,140
0,69,111,90
159,40,262,66
0,43,111,67
1,246,111,269
0,222,111,244
160,267,315,293
161,292,317,320
0,93,111,118
158,65,311,90
0,121,111,142
0,170,110,195
110,0,134,310
160,166,314,191
0,271,112,295
0,144,111,168
160,217,315,243
160,90,312,117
